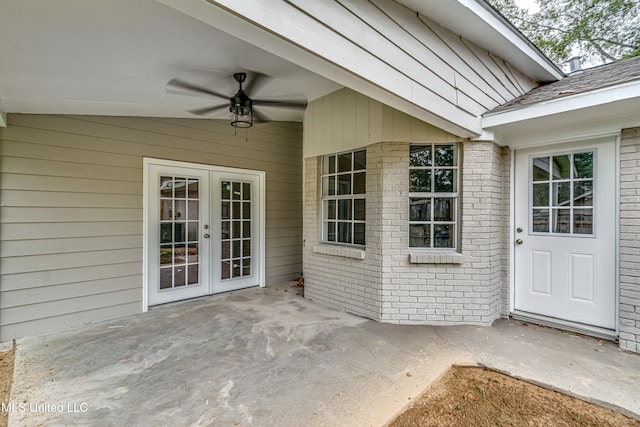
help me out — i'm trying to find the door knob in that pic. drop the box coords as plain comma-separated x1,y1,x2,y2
515,239,523,245
204,234,210,239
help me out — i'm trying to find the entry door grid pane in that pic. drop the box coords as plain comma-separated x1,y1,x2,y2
159,176,199,290
221,181,252,280
531,151,594,235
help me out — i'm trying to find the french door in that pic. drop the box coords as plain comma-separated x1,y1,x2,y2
145,159,264,307
513,139,616,331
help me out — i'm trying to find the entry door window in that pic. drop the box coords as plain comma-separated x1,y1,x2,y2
531,151,594,235
159,176,200,289
220,180,252,280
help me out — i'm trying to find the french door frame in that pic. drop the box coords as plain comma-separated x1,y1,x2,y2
142,158,266,311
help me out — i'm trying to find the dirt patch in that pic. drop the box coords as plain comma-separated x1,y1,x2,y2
389,366,639,427
0,344,15,427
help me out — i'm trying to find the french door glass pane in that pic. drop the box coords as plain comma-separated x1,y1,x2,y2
221,180,252,280
159,175,200,290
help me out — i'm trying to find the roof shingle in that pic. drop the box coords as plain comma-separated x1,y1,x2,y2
489,56,640,114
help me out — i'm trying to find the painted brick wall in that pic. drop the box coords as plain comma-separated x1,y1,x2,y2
303,140,509,326
619,127,640,353
379,141,507,324
500,147,512,317
302,155,382,320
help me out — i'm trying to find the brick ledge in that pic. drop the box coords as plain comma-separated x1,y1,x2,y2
409,252,463,264
312,244,366,260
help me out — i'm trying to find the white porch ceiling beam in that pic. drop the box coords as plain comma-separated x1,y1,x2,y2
157,0,482,137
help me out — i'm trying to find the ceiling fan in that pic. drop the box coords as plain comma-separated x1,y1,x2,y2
166,72,307,128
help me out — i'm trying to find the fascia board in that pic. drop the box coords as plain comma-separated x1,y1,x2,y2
397,0,563,82
483,80,640,128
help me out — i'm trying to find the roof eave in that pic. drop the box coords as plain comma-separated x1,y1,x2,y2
396,0,563,83
483,80,640,128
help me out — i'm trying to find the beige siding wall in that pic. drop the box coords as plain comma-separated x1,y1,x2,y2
0,114,303,340
304,88,459,158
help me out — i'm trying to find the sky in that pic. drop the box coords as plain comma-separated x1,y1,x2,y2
512,0,592,69
514,0,540,13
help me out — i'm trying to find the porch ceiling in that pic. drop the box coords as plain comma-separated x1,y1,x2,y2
0,0,342,125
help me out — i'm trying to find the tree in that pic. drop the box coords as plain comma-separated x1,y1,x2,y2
487,0,640,67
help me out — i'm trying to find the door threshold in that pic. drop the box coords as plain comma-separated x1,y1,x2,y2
149,286,259,309
510,310,618,341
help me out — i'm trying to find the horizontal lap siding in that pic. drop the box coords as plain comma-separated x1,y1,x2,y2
291,0,535,117
0,114,303,340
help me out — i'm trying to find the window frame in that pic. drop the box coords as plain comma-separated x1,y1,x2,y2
320,148,366,247
408,143,460,250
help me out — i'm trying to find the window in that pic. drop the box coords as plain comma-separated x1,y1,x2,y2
409,144,458,249
321,149,366,245
530,151,594,235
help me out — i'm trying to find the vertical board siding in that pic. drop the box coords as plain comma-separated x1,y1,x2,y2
304,88,460,158
0,114,303,340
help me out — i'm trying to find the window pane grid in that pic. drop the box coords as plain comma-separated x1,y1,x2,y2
321,149,366,246
530,151,594,235
409,144,458,249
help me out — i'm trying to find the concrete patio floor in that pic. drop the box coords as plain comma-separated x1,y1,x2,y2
8,283,640,426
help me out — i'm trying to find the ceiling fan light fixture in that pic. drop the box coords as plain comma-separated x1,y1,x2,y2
229,99,253,128
229,72,253,128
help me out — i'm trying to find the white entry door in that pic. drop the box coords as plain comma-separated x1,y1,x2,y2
146,160,264,306
514,139,616,331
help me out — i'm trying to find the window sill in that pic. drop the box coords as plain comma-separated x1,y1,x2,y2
409,252,463,264
312,244,365,260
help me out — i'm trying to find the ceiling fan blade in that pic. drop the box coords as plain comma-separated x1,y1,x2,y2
243,72,270,96
167,78,228,100
252,109,271,123
188,104,228,116
252,99,307,109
